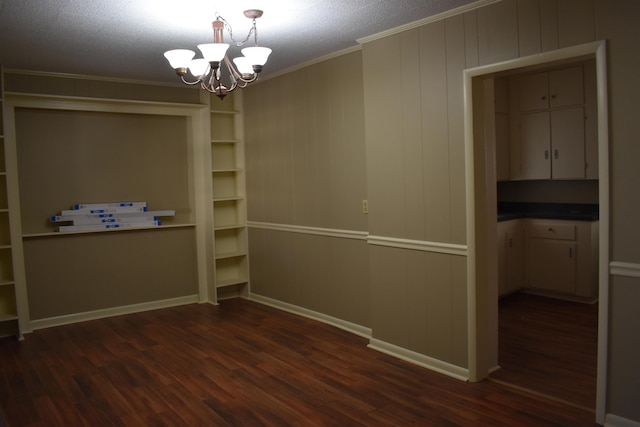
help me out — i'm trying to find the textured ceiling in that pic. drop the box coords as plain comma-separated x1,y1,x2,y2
0,0,479,84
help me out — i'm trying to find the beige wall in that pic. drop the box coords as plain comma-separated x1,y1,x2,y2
594,0,640,422
244,52,370,327
245,0,640,422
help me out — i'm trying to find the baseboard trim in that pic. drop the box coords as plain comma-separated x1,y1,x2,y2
605,414,640,427
367,338,469,382
28,294,199,331
248,293,372,339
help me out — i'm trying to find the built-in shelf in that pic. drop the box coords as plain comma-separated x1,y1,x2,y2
22,223,197,239
210,92,249,301
0,313,18,322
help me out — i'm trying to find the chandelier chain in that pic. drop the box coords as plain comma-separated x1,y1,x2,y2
215,13,257,47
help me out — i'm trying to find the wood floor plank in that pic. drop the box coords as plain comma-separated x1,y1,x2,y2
490,292,598,411
0,298,597,426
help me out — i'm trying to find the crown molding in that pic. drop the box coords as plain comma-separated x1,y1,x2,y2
357,0,502,45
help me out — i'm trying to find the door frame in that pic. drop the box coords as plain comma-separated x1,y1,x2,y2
463,40,609,424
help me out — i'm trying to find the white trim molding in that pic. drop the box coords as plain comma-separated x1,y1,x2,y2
247,221,368,240
357,0,501,45
249,293,372,339
27,295,199,332
248,222,468,257
610,261,640,278
368,338,469,382
368,235,467,256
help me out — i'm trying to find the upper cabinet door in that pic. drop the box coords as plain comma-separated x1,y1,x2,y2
517,72,549,111
551,107,586,179
549,66,584,108
519,111,551,180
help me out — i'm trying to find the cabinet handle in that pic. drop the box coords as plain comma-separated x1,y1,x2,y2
551,94,557,100
548,227,554,232
569,247,573,258
554,149,559,159
541,95,547,101
545,150,549,160
509,237,512,248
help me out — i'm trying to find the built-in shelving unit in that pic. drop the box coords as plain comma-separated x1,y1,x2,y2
210,93,250,300
0,65,21,339
0,69,209,330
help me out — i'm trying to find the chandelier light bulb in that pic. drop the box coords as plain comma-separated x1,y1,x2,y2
163,49,195,70
188,58,210,77
197,43,230,63
232,56,255,77
241,46,272,67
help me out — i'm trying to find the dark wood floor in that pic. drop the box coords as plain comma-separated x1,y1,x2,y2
490,292,598,411
0,298,598,426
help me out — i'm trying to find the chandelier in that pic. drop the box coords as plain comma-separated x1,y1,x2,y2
163,9,271,100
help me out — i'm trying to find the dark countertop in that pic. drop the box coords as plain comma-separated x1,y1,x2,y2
497,202,599,222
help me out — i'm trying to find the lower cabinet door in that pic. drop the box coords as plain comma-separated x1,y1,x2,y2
527,239,576,294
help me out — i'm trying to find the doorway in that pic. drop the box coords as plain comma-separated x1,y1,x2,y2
463,40,609,424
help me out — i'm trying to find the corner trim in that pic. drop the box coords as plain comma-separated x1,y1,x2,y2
27,295,199,332
367,338,469,382
248,293,372,339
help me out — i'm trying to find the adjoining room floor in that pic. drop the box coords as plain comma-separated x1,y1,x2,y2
490,292,598,411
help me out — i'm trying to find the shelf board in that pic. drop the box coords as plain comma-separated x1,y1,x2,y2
215,278,248,289
22,223,196,239
0,313,18,322
212,168,243,173
210,109,240,115
0,280,15,287
214,224,246,231
0,244,12,250
211,139,241,144
213,197,244,202
215,250,247,260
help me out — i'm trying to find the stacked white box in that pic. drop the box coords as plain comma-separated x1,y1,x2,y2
50,202,176,232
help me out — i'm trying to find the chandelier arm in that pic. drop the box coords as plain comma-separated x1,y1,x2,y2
180,75,204,86
224,56,242,81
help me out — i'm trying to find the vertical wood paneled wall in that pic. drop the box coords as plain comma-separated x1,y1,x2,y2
244,1,640,421
243,52,370,328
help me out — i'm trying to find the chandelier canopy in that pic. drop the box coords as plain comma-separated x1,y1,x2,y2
164,9,271,100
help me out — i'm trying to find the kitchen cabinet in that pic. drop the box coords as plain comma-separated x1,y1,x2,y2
525,219,598,300
516,66,584,111
497,219,525,297
494,77,510,182
509,65,590,180
526,221,577,294
518,107,585,179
